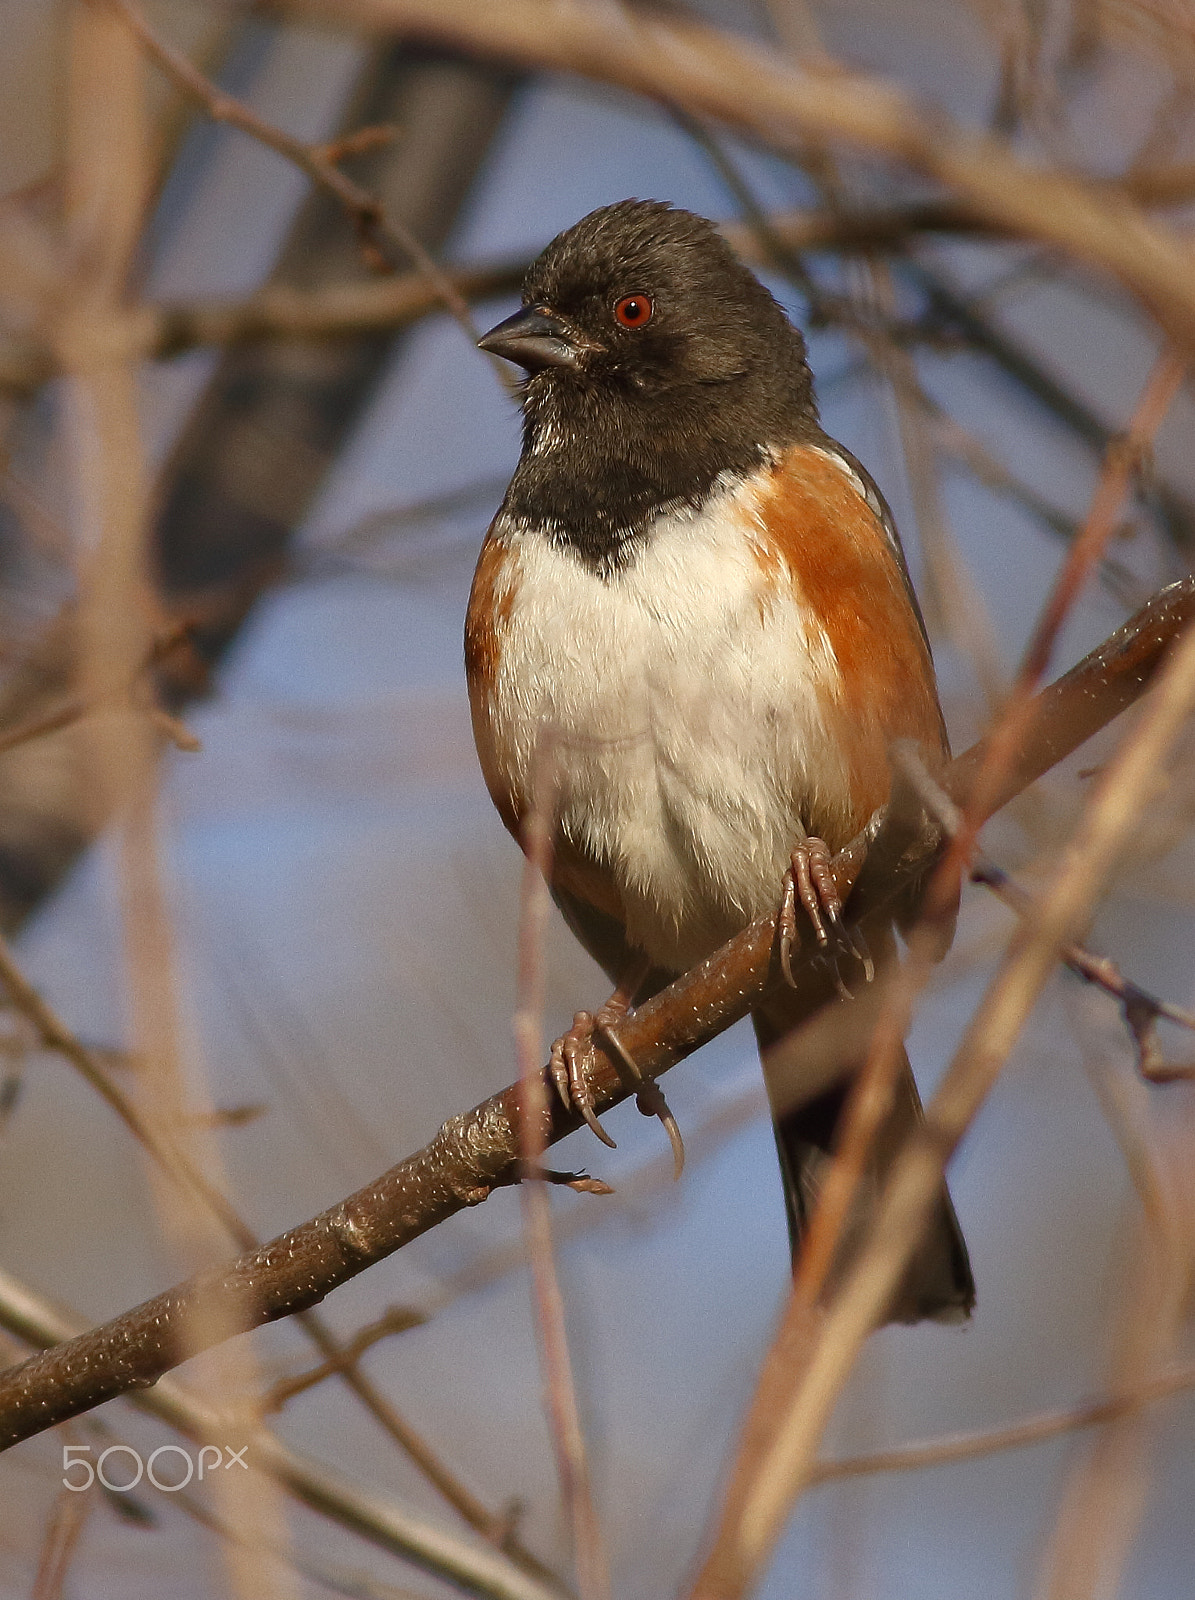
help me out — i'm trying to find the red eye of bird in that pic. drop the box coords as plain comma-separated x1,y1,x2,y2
613,293,653,329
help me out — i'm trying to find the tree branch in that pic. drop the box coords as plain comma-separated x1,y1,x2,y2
810,1360,1195,1484
101,0,488,349
0,578,1191,1451
0,1267,565,1600
0,205,1003,396
279,0,1195,350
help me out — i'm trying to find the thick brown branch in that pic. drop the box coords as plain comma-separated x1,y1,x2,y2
0,1268,565,1600
0,580,1192,1451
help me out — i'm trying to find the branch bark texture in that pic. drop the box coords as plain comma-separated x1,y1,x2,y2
0,580,1190,1449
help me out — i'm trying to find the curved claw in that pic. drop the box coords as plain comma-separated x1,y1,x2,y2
599,1021,686,1180
818,949,856,1003
779,837,873,993
850,922,875,985
634,1080,686,1180
550,1014,618,1148
577,1097,618,1149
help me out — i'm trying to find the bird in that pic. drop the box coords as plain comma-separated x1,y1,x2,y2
465,198,973,1324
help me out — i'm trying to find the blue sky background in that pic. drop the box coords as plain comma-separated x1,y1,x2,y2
1,6,1193,1597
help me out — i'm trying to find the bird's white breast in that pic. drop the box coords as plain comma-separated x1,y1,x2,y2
483,476,851,972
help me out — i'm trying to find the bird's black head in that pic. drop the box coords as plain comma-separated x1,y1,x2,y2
479,199,820,572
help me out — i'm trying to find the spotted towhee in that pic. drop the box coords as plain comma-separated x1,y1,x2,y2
467,200,973,1323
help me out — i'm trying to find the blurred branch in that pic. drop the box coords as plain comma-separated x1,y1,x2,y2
65,8,296,1594
690,595,1195,1600
1,578,1193,1450
865,265,1007,708
894,742,1195,1082
1122,160,1195,205
1035,1017,1193,1594
0,925,564,1585
689,350,1191,1595
893,257,1195,553
939,346,1186,909
32,1479,94,1600
0,622,199,756
102,0,485,347
4,207,1191,567
810,1359,1195,1483
173,1478,440,1600
2,30,553,1576
0,205,999,396
283,0,1195,348
261,1306,426,1413
0,1267,564,1600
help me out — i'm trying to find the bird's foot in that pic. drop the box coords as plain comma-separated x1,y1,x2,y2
549,1008,618,1148
548,988,685,1178
779,837,874,999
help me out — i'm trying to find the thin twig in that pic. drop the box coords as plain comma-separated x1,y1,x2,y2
65,8,295,1594
689,587,1195,1600
0,207,1004,394
172,1479,438,1600
286,0,1195,349
0,622,200,756
810,1360,1195,1483
0,929,560,1583
870,276,1007,708
514,743,610,1600
893,742,1195,1082
1034,1020,1194,1597
262,1307,426,1413
0,1266,564,1600
684,350,1188,1597
31,1478,94,1600
102,0,490,353
0,580,1190,1452
935,346,1186,953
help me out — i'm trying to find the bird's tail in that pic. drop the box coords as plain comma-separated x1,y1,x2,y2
752,997,974,1326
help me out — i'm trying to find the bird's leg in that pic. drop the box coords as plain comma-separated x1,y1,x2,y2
549,957,686,1177
779,829,874,999
549,1006,620,1150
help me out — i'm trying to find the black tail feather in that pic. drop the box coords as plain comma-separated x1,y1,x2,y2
753,1009,974,1326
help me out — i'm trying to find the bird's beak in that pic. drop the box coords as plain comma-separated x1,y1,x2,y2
477,305,596,372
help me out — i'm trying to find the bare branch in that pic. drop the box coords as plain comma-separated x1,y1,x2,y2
810,1361,1195,1483
282,0,1195,349
32,1478,94,1600
262,1307,426,1413
0,579,1191,1452
102,0,489,351
0,206,1003,395
690,590,1195,1600
0,924,561,1584
894,742,1195,1083
0,1266,566,1600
